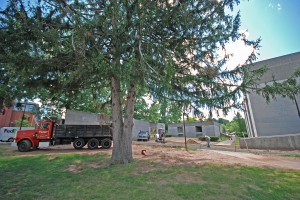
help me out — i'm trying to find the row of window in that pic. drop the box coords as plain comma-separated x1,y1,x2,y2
177,126,203,133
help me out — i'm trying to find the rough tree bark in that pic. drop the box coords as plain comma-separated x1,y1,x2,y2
110,76,136,164
123,83,136,162
110,76,125,164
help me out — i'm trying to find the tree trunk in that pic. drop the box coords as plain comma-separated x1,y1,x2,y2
110,76,125,164
123,83,137,162
110,75,136,164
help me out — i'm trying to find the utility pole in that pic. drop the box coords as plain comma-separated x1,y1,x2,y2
183,109,188,151
19,101,27,130
293,94,300,118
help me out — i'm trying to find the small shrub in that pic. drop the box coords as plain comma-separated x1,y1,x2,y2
198,136,219,141
210,136,219,141
236,132,248,137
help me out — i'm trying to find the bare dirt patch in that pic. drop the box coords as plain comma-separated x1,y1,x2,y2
66,164,83,173
1,142,300,171
132,144,300,171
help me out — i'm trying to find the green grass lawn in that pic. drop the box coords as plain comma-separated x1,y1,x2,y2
0,146,299,200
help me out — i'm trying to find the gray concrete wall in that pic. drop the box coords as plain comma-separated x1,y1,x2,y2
245,52,300,137
214,125,221,137
248,93,300,137
249,52,300,83
240,134,300,150
65,110,101,125
168,122,220,137
149,122,165,135
168,125,180,137
132,119,150,139
203,125,220,136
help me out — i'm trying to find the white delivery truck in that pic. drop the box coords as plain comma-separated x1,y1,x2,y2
0,127,34,142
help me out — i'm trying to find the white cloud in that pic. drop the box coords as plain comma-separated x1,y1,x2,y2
213,30,255,120
268,2,274,9
219,30,255,70
268,2,282,11
277,3,282,11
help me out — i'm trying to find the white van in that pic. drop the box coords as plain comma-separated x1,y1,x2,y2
0,127,34,142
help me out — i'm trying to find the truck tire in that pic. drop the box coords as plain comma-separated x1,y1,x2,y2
87,138,99,150
101,138,112,149
73,138,85,149
8,138,14,142
18,140,31,152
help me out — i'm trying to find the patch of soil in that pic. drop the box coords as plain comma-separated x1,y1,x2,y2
66,164,82,173
2,142,300,171
186,139,199,144
132,145,300,171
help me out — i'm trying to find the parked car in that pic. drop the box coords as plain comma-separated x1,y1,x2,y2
137,131,150,141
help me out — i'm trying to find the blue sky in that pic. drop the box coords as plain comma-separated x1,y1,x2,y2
236,0,300,61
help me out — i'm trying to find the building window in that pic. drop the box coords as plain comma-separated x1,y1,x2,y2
177,127,183,133
195,126,202,132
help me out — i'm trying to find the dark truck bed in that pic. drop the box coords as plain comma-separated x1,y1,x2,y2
53,124,112,149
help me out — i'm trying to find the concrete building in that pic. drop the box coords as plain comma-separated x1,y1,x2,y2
132,119,151,138
168,121,221,138
242,52,300,150
132,120,166,139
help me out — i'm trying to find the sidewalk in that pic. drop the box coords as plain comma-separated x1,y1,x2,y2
134,137,300,155
214,139,235,146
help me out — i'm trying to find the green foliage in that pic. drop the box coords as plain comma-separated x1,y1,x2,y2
226,120,240,133
14,114,31,127
184,117,200,123
223,112,246,133
216,118,230,125
254,66,300,103
221,124,227,133
0,0,299,120
0,0,263,117
236,132,248,137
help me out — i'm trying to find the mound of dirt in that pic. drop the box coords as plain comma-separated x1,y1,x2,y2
187,139,199,144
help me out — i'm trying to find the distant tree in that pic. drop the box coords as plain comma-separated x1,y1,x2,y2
221,124,226,133
184,117,199,123
15,114,31,127
224,112,246,133
226,120,239,133
217,118,230,125
234,112,246,132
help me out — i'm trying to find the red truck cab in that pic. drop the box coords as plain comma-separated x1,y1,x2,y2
15,121,54,152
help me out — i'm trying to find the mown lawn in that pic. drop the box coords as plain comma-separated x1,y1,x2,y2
0,145,299,200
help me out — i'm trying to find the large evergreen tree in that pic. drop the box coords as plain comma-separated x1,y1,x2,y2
2,0,296,164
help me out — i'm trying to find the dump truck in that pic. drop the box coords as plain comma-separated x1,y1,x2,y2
15,110,113,152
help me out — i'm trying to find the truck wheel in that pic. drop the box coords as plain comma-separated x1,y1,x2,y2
87,138,99,150
18,140,31,152
101,138,112,149
8,138,14,142
73,138,85,149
